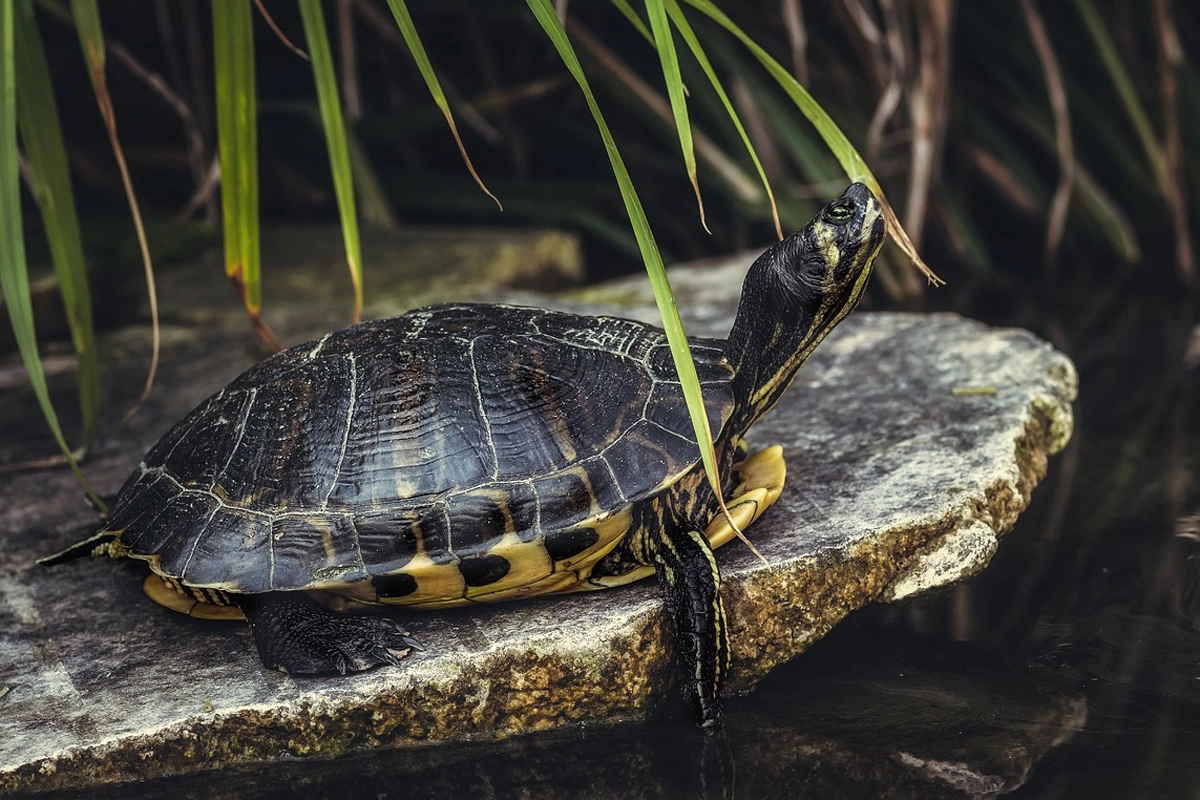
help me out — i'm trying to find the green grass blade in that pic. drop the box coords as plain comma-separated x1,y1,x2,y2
992,102,1141,263
1071,0,1166,182
71,0,163,415
680,0,941,286
0,1,96,500
686,0,868,177
526,0,754,551
384,0,501,210
298,0,364,322
665,0,781,237
609,0,655,46
68,0,104,70
344,123,398,229
1073,164,1141,263
213,0,277,350
645,0,708,232
14,0,98,450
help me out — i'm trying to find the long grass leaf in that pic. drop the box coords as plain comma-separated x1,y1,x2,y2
213,0,278,350
0,1,98,502
1071,0,1166,182
14,0,98,451
645,0,707,232
665,0,781,237
526,0,760,560
384,0,501,210
344,123,398,229
568,20,763,208
298,0,363,322
1019,0,1074,268
971,100,1141,263
71,0,165,412
609,0,655,46
1073,165,1141,263
680,0,942,286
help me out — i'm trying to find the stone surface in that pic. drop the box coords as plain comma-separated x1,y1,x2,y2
0,245,1077,794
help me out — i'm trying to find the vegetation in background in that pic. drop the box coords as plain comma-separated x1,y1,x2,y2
0,1,1196,485
3,6,1196,790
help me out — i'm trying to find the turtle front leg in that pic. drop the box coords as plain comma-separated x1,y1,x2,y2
238,593,421,675
651,525,730,730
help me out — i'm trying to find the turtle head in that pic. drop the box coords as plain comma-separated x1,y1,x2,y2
724,182,886,426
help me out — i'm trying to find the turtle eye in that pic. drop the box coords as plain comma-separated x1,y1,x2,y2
825,202,854,222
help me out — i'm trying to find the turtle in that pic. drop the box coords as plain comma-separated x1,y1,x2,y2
43,183,886,728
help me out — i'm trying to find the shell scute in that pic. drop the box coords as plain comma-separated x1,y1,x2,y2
266,514,365,591
353,508,426,574
444,492,509,553
174,506,271,588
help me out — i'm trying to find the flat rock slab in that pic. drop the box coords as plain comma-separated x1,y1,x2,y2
0,263,1076,793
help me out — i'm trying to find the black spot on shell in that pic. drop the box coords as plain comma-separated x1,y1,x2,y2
544,527,600,563
458,554,511,587
372,572,418,598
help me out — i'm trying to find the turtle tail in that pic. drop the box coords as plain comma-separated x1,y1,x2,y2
37,531,121,566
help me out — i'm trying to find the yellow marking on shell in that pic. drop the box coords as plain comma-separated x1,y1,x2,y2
567,463,603,517
309,484,622,610
455,569,582,606
577,446,787,591
273,514,343,562
464,532,553,601
135,448,784,615
391,472,424,505
560,505,633,571
142,574,245,621
220,484,271,511
363,504,637,608
549,417,578,464
382,550,467,605
451,486,553,601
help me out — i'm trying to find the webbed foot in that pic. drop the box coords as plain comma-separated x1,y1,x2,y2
238,593,420,675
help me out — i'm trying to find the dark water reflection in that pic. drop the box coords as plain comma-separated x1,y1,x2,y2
874,289,1200,798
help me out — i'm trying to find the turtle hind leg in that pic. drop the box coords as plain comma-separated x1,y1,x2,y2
237,593,421,676
652,526,730,731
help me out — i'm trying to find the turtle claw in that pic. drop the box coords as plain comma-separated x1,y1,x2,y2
398,634,425,652
239,593,420,676
367,644,407,667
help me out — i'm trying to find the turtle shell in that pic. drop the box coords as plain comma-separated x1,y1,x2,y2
105,304,735,608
